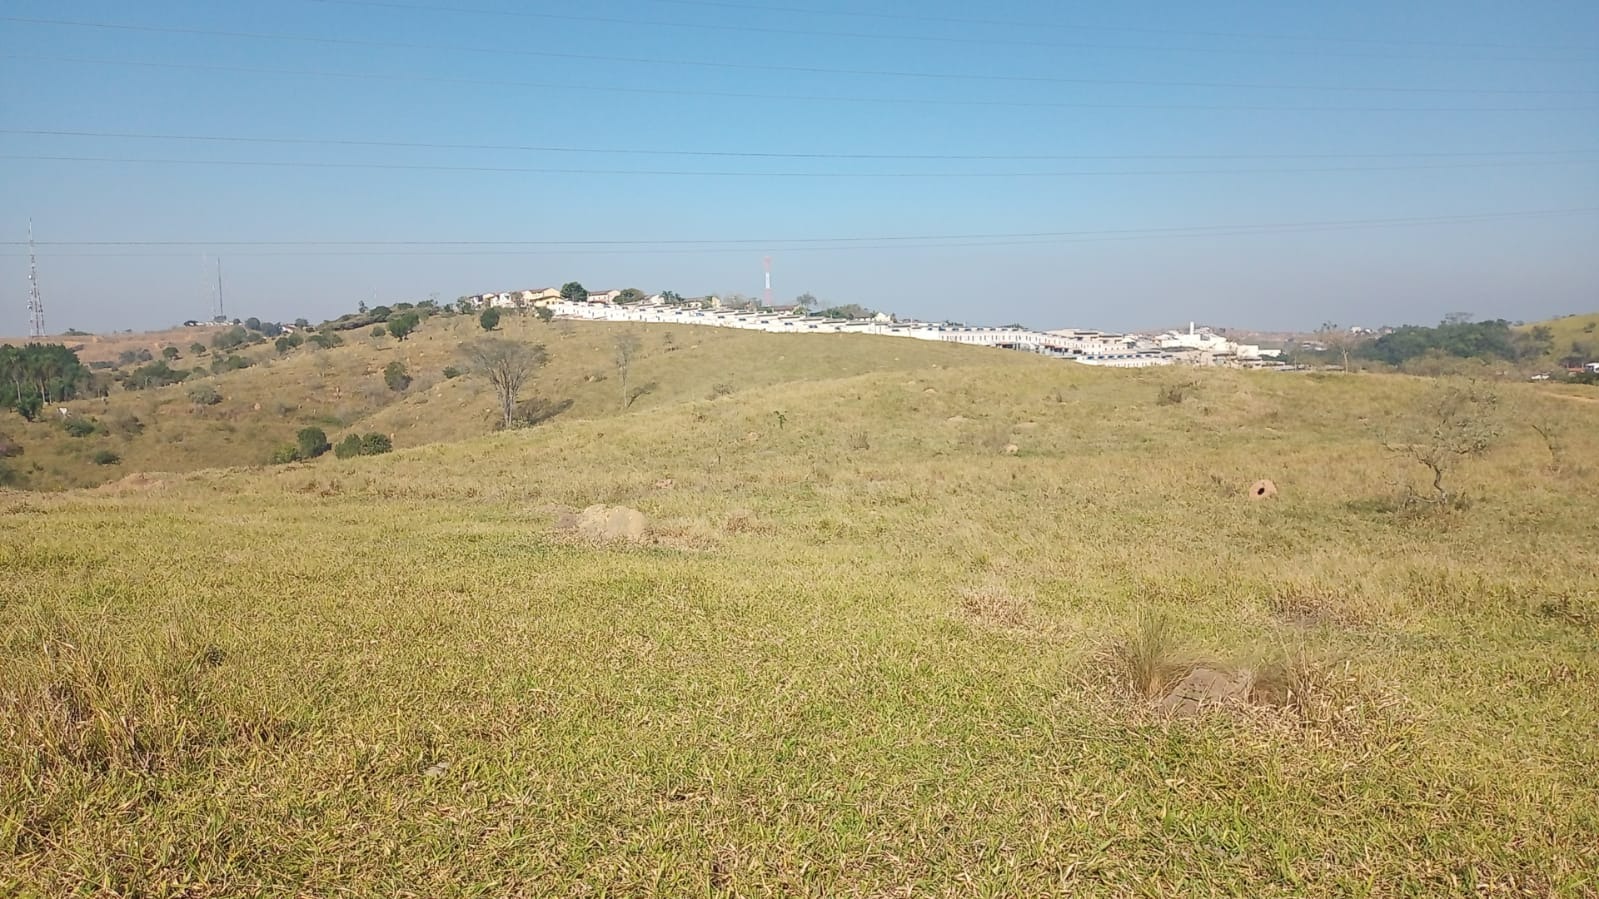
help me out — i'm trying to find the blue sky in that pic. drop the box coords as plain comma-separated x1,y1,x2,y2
2,0,1596,333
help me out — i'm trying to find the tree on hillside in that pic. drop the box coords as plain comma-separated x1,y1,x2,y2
296,427,331,460
479,308,501,331
660,290,683,305
795,292,818,310
384,361,412,392
387,312,420,341
162,346,180,360
614,333,642,410
616,288,647,305
455,296,476,315
560,281,587,303
2,343,89,420
464,338,548,429
535,305,554,323
1383,380,1501,507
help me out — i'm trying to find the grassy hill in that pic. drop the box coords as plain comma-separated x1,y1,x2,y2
4,315,977,490
1522,311,1599,366
3,328,1597,894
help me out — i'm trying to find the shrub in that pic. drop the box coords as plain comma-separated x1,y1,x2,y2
479,308,501,331
296,427,331,460
308,332,343,350
708,383,734,400
126,360,188,389
0,434,22,458
370,326,386,338
90,449,121,466
386,313,420,341
0,460,18,486
334,434,363,459
442,366,462,380
161,346,180,360
190,342,207,356
210,355,251,374
187,384,222,406
62,416,98,438
212,326,248,350
269,444,301,465
383,361,411,392
361,433,393,455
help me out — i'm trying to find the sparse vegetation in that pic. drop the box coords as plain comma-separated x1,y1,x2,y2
464,338,547,429
89,448,120,465
61,416,98,438
383,360,411,392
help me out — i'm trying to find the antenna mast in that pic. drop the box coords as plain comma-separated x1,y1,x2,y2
763,255,772,309
27,220,45,339
216,258,225,321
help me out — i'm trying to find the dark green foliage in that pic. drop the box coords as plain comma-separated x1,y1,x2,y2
161,346,180,360
210,355,251,374
126,360,189,390
62,417,99,438
616,288,647,304
479,308,501,331
334,432,392,458
1362,318,1545,367
308,332,343,350
294,318,310,329
190,342,207,356
296,427,331,460
370,326,387,338
1,343,88,420
369,306,392,322
383,361,411,392
90,449,120,466
386,313,421,341
818,304,877,320
442,366,462,379
212,326,249,350
0,460,18,486
0,433,21,458
535,305,554,323
269,444,301,465
560,281,587,302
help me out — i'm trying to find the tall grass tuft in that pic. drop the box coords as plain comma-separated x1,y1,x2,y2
1111,609,1188,699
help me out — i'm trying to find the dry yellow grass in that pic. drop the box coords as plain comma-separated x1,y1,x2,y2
3,313,1599,895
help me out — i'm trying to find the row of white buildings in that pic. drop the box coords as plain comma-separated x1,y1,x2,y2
493,291,1284,368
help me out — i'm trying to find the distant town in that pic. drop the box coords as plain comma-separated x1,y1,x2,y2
469,287,1293,369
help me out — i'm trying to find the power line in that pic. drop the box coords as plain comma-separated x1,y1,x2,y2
303,0,1597,64
6,208,1594,254
635,0,1599,56
5,129,1592,163
8,55,1592,114
4,16,1592,95
6,153,1594,178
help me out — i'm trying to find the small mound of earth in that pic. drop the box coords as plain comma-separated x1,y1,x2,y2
97,473,165,493
1249,479,1278,500
568,504,647,542
1159,667,1253,717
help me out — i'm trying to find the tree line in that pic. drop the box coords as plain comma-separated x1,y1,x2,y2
1,344,88,420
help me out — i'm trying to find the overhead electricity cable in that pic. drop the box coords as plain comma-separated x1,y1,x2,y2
303,0,1595,63
5,153,1594,178
7,55,1591,114
3,16,1592,95
8,208,1595,254
635,0,1599,55
5,130,1592,163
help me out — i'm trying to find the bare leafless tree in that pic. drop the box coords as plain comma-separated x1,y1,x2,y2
1383,380,1501,506
614,333,642,410
464,338,547,429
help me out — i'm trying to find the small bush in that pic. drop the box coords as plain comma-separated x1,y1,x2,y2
334,434,363,459
383,361,411,392
442,366,462,380
370,326,387,338
708,383,734,400
1156,380,1198,406
90,449,121,466
187,384,223,406
161,346,180,360
269,444,301,465
296,427,331,460
210,355,251,374
0,434,21,458
361,433,393,455
189,342,207,356
1111,610,1187,699
62,417,98,438
479,308,501,331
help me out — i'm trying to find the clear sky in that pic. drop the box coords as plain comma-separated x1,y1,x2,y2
2,0,1596,333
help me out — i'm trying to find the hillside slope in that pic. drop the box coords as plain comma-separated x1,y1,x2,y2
4,314,1002,490
4,353,1598,894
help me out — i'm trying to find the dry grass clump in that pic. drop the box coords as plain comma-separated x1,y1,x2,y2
1109,610,1191,699
1248,648,1397,738
958,583,1030,629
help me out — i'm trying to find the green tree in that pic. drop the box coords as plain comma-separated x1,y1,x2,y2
245,317,263,332
334,434,363,459
189,342,207,356
616,287,647,305
479,308,501,331
360,433,393,455
386,312,420,341
534,305,554,323
383,361,412,392
370,326,386,338
560,281,587,303
161,346,180,361
296,427,331,460
464,338,548,429
795,292,818,310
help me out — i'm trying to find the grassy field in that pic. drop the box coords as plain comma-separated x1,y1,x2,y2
3,323,1599,895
